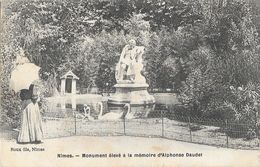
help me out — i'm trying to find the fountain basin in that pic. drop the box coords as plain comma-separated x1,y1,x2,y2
107,83,155,106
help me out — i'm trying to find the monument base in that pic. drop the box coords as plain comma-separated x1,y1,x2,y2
107,83,155,106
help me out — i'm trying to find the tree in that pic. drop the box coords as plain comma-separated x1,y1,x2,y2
178,0,260,127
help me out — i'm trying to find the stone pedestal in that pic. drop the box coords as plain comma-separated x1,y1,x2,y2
108,83,155,106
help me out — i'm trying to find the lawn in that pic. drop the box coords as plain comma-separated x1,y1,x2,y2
41,117,260,149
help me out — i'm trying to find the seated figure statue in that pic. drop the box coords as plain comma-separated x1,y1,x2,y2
115,39,146,84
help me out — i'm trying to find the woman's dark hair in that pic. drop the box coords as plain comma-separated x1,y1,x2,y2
20,89,31,101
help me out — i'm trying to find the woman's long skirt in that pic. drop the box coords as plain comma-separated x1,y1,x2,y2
18,102,43,143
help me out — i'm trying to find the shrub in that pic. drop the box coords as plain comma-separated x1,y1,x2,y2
0,88,22,128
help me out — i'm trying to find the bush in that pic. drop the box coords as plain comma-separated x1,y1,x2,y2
225,123,256,139
0,88,22,128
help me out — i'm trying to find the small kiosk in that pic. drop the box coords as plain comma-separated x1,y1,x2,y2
60,70,79,95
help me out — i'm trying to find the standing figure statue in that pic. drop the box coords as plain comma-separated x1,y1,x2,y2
115,39,146,84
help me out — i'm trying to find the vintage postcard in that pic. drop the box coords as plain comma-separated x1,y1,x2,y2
1,0,260,166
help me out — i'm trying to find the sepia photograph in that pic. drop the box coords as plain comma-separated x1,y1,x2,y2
0,0,260,166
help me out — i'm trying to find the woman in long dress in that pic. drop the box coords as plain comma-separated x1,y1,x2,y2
17,84,43,144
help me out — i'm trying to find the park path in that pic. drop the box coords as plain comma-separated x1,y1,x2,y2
1,136,259,167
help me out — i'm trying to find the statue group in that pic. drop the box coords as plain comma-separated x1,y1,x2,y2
108,39,155,115
115,39,146,84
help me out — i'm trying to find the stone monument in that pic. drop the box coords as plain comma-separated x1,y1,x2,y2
108,39,155,106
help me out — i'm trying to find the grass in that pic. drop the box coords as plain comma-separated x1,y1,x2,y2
40,116,260,149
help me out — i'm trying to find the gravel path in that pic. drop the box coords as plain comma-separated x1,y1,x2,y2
1,135,259,167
